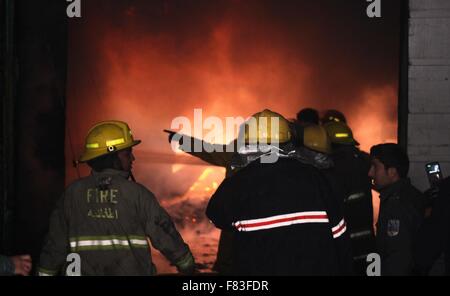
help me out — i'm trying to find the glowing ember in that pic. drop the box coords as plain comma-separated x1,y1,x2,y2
151,166,225,274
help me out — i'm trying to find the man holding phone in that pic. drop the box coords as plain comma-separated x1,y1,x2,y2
414,174,450,275
426,162,444,187
368,143,425,275
423,162,444,218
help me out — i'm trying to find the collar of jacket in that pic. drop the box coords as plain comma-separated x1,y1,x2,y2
379,178,411,202
91,168,130,179
231,144,295,169
292,147,334,170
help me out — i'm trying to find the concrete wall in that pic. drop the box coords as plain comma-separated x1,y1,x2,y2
408,0,450,190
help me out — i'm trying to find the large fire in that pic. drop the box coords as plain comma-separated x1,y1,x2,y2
66,1,399,274
151,166,225,273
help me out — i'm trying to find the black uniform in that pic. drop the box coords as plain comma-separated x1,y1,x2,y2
330,145,375,275
414,177,450,275
206,157,352,275
377,178,424,275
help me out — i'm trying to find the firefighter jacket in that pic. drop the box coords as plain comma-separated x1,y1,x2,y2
377,178,425,276
330,145,375,274
206,157,353,275
38,169,193,276
414,177,450,275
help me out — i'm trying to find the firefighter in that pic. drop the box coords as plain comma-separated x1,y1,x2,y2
369,143,425,275
289,122,354,274
166,117,332,273
39,120,195,276
324,121,375,275
206,109,351,275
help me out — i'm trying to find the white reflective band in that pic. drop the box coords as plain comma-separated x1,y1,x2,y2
38,272,53,276
106,138,125,147
129,239,147,245
332,218,347,239
233,211,329,232
70,238,148,248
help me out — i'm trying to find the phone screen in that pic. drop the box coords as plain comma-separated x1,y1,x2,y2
426,162,443,187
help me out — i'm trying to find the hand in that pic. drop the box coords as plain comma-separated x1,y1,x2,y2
175,252,196,275
10,255,32,276
163,129,177,143
177,262,196,275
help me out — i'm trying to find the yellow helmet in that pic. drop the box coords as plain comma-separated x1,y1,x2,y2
242,109,291,144
323,121,359,146
79,120,141,162
303,125,332,154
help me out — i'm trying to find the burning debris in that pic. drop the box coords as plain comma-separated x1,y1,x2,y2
150,166,225,273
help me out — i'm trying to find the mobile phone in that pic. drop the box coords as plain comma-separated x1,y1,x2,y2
425,162,443,187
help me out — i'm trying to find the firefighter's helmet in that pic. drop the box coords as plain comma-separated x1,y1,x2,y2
79,120,141,162
303,125,332,154
242,109,291,144
323,121,359,146
322,109,347,124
